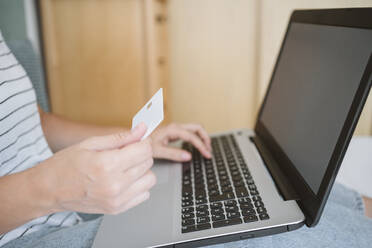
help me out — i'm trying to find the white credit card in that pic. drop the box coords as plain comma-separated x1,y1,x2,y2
132,88,164,140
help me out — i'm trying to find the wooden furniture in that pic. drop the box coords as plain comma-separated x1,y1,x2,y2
40,0,169,127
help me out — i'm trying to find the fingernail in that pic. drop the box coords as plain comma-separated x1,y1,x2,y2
182,152,191,160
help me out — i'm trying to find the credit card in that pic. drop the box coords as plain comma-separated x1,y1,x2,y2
132,88,164,140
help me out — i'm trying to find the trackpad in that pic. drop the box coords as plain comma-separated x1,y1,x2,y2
153,159,174,184
92,161,177,248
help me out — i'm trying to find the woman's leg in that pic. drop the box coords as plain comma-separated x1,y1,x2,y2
2,214,103,248
205,183,372,248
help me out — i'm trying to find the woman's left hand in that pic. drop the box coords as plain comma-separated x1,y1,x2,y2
150,123,212,162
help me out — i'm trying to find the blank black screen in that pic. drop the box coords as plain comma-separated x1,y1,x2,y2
260,23,372,193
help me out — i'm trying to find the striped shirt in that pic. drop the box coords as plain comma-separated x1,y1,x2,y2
0,31,80,246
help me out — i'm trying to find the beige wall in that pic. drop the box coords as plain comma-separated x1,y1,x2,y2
168,0,259,133
169,0,372,135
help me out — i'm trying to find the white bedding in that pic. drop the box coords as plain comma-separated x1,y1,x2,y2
336,136,372,198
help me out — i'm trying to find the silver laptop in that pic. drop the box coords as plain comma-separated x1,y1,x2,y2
93,8,372,248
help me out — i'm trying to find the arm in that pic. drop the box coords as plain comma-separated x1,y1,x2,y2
0,166,56,234
39,106,212,159
0,124,154,235
38,106,126,152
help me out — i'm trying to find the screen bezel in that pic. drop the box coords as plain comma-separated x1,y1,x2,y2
254,8,372,226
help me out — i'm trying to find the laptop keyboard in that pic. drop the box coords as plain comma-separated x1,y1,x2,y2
181,134,270,233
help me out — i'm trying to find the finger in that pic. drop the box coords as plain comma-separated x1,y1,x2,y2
83,123,147,151
124,170,157,196
117,191,150,214
121,158,154,188
110,139,153,171
181,123,211,151
116,171,156,208
170,128,211,158
153,146,191,162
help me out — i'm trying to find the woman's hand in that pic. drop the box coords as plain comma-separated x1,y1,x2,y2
150,123,212,162
36,123,156,215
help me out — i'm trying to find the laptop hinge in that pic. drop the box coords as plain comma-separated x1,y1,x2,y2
250,136,300,201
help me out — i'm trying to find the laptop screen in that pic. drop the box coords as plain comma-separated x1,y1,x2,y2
259,22,372,194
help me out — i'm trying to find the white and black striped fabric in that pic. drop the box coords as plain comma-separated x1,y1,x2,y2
0,31,80,247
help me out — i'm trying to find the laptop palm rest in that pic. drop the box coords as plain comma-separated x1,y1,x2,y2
92,162,176,248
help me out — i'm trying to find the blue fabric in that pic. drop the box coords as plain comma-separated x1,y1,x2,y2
3,183,372,248
205,183,372,248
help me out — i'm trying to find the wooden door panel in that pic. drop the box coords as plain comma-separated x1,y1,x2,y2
41,0,147,127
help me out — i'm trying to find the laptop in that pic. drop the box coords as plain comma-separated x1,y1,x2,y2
93,8,372,248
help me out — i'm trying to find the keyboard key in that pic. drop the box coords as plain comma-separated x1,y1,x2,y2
182,195,192,202
182,225,196,233
252,195,262,202
233,180,245,188
196,210,209,217
211,208,224,215
208,184,218,191
195,189,206,197
254,201,264,207
238,197,251,204
182,207,194,214
240,202,254,210
196,198,208,205
235,187,249,197
226,212,241,219
256,207,267,214
222,185,233,193
212,218,242,228
196,194,207,201
182,186,192,195
182,213,195,219
246,179,255,185
244,215,258,223
225,206,239,213
259,213,270,220
212,213,226,221
248,184,257,190
232,175,243,182
182,191,192,198
196,204,208,211
182,200,193,208
209,192,235,202
242,208,256,216
197,223,211,231
250,190,259,195
209,189,219,197
210,202,223,209
220,175,229,181
197,216,210,224
182,219,195,226
224,200,237,206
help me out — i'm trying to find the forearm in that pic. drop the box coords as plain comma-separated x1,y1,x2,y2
0,166,56,235
39,107,127,151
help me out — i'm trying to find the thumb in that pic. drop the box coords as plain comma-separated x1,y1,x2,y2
83,123,147,151
153,146,192,162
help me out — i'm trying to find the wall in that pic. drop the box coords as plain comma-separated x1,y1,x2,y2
168,0,259,133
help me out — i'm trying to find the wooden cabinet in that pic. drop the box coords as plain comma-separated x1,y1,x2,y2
40,0,169,127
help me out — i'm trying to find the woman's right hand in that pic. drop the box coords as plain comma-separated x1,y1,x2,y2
35,123,156,215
